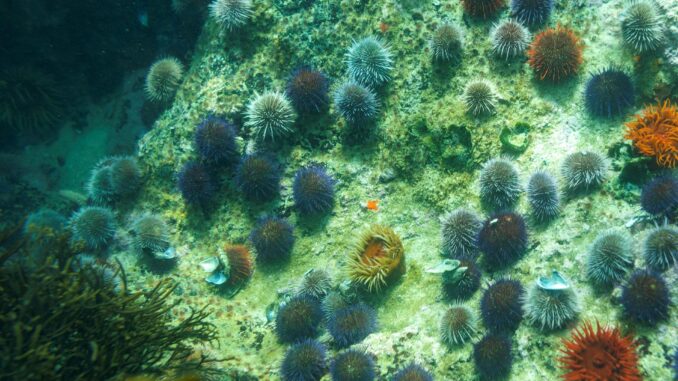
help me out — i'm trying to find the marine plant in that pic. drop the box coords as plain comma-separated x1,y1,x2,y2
293,165,335,216
625,100,678,168
461,0,506,19
440,304,478,346
559,321,641,381
209,0,252,31
430,23,463,64
275,295,323,343
329,349,376,381
442,256,482,301
280,339,327,381
527,171,560,222
249,216,295,263
177,161,215,208
473,333,513,380
561,151,607,193
586,229,634,287
22,209,67,265
510,0,553,26
333,81,379,126
223,244,254,286
584,68,634,118
244,91,296,142
0,67,64,136
297,269,333,299
621,1,663,54
643,225,678,271
477,212,528,269
490,20,530,59
345,224,405,292
145,57,184,103
480,279,524,332
528,26,583,82
69,206,117,251
346,36,392,87
441,209,482,258
462,80,497,116
109,156,143,198
478,158,521,211
620,269,669,326
327,303,377,348
130,213,170,255
285,67,330,114
523,271,579,331
392,363,434,381
194,115,239,166
640,174,678,215
235,153,281,203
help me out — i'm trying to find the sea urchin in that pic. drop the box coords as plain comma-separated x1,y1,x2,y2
528,26,583,82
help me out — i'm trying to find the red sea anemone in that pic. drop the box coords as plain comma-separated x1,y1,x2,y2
224,244,253,286
625,99,678,168
346,225,405,292
559,321,641,381
528,26,583,82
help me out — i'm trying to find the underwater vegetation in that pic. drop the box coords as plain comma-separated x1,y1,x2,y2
430,23,464,64
560,321,641,381
528,26,583,82
329,349,376,381
625,100,678,168
280,339,327,381
145,57,184,103
346,225,405,292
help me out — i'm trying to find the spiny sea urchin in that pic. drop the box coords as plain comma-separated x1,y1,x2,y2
527,171,560,222
209,0,252,31
559,321,641,381
346,36,393,87
477,212,528,269
130,213,170,255
392,363,434,381
474,333,513,380
511,0,553,26
479,158,522,211
584,68,635,118
441,208,483,258
145,57,184,103
249,216,295,263
235,153,281,203
480,279,524,333
293,165,335,216
276,295,323,343
329,349,376,381
346,225,405,292
621,1,663,54
430,22,464,64
285,67,330,114
561,151,607,193
69,206,117,251
327,303,377,348
280,339,327,381
621,269,670,326
441,304,478,346
643,225,678,271
245,91,296,142
224,244,254,286
586,229,634,287
491,20,530,59
463,80,497,116
194,115,239,166
177,161,215,208
625,99,678,168
461,0,506,19
528,26,583,82
523,272,579,331
640,174,678,216
333,80,379,126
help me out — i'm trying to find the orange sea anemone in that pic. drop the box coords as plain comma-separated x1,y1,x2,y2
528,26,583,82
224,244,253,286
346,225,405,292
559,321,641,381
625,99,678,168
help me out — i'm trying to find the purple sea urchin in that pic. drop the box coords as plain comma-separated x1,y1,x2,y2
249,216,295,263
584,68,635,118
280,339,327,381
235,153,281,203
329,349,376,381
480,279,524,332
327,303,377,348
276,295,323,343
293,165,335,216
177,161,215,208
621,269,670,326
478,212,528,269
392,363,433,381
511,0,553,26
474,333,513,380
640,174,678,216
286,67,330,114
194,115,239,165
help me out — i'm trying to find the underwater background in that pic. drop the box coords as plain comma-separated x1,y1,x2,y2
1,0,677,380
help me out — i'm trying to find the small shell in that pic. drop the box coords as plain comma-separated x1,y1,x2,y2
426,259,462,274
199,256,221,273
537,270,570,290
155,246,177,260
206,271,228,285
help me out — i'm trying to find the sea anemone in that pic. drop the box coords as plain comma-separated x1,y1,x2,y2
561,151,607,193
346,36,392,87
86,164,115,205
620,269,670,326
327,303,377,348
625,99,678,168
209,0,252,31
643,225,678,271
442,256,482,301
586,229,634,287
480,279,524,332
130,214,170,255
235,153,281,203
441,209,483,258
441,304,478,346
510,0,553,26
69,206,117,251
621,1,663,54
0,67,64,136
392,363,434,381
463,80,497,116
527,171,560,222
346,225,405,292
528,26,583,82
477,212,528,269
249,216,295,263
430,23,464,63
194,115,239,165
461,0,506,19
560,321,641,381
479,158,522,211
297,269,333,299
333,81,379,126
244,91,297,142
177,161,215,207
280,339,327,381
329,349,376,381
145,57,184,103
523,274,579,331
224,244,254,285
473,333,513,380
491,20,530,59
292,165,335,216
276,295,323,343
640,174,678,215
285,67,330,114
584,68,635,118
109,156,143,198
